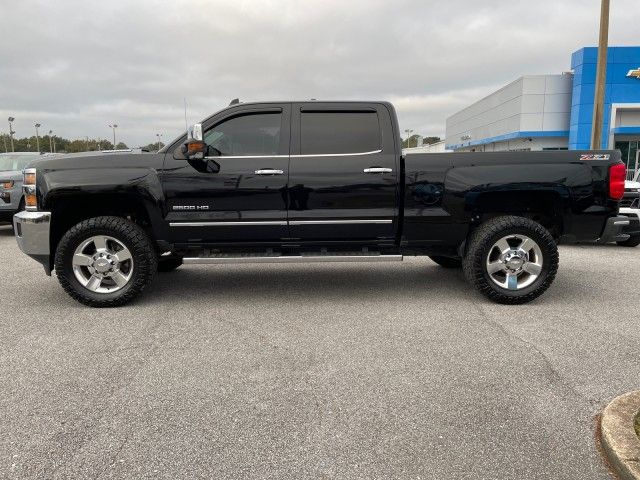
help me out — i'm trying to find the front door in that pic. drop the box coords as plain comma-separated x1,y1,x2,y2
162,105,291,243
287,103,399,242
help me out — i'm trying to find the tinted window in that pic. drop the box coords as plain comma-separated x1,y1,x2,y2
0,154,40,171
204,113,281,156
301,111,381,155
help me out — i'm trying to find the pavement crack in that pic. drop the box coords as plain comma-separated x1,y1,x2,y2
472,302,598,407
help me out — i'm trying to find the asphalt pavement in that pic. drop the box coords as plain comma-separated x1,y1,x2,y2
1,223,639,479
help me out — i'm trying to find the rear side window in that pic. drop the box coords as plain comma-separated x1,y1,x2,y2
301,111,381,155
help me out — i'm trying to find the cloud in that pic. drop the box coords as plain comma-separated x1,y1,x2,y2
0,0,638,146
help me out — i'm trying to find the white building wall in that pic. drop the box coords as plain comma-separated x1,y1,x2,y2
446,74,573,151
403,140,451,154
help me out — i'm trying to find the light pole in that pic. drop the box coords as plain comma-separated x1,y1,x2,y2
156,133,163,151
8,117,15,152
48,130,53,153
108,124,118,149
34,123,41,152
404,129,413,148
591,0,610,150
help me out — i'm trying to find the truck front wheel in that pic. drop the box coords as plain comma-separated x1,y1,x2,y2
54,216,157,307
462,216,559,304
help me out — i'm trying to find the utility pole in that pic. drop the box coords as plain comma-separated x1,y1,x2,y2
48,130,53,153
591,0,610,150
109,124,118,149
34,123,41,152
8,117,15,152
85,136,89,151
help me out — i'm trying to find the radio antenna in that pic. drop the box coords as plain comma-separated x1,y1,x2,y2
183,97,188,130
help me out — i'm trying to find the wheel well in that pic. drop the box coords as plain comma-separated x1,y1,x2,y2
50,194,153,261
471,191,564,239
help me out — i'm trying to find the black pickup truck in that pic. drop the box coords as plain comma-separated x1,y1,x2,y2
13,101,629,307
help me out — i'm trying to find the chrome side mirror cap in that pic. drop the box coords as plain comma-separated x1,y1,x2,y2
182,123,206,160
187,123,203,142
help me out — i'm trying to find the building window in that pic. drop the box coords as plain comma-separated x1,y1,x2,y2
615,141,639,178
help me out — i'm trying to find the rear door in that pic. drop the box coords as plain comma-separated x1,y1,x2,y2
287,103,399,242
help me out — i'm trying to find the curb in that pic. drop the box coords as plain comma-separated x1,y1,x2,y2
601,390,640,479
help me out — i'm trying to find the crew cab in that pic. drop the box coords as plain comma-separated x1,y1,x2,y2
13,101,629,307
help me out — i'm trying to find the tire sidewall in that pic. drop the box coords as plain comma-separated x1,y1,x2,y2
475,221,558,300
55,218,155,305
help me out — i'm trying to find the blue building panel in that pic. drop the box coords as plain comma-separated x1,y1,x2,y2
569,47,640,150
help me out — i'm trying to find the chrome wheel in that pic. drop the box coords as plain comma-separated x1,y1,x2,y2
72,235,134,293
485,234,543,291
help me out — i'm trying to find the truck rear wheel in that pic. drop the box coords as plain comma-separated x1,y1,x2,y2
429,256,462,268
462,216,558,304
54,216,157,307
616,235,640,247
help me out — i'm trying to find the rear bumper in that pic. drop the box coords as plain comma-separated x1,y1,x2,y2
619,208,640,237
13,211,52,274
597,215,631,244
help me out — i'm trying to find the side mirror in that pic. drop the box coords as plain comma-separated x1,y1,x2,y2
181,123,206,160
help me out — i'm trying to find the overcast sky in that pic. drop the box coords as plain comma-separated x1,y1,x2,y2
1,0,638,147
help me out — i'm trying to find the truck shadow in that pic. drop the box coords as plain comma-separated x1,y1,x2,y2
139,263,469,306
135,262,585,308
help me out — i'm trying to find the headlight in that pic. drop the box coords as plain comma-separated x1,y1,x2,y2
1,180,14,189
23,168,37,211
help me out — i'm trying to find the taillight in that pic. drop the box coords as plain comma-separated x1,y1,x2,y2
608,163,626,201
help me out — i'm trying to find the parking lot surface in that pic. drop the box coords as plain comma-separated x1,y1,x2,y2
1,224,639,479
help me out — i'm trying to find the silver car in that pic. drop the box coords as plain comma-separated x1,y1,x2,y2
0,153,51,226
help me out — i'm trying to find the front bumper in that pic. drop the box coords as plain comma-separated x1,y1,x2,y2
13,211,52,274
597,215,631,244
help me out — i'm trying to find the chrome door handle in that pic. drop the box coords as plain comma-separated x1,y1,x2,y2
363,167,393,174
255,169,284,175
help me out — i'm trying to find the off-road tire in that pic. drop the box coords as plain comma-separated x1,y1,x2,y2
429,255,462,269
55,216,157,307
462,216,559,305
616,235,640,247
158,258,183,272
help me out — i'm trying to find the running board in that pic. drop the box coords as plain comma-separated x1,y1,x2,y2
183,253,404,265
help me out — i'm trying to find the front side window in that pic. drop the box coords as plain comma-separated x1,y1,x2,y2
204,112,281,156
301,111,381,155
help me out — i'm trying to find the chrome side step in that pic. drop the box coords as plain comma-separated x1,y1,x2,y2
183,254,404,265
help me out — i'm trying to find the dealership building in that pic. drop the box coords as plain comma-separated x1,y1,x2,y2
445,46,640,176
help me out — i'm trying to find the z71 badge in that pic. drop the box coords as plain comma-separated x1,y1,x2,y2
172,205,210,211
580,154,610,161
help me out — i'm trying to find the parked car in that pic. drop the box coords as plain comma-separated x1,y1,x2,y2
0,153,53,228
617,171,640,247
12,101,629,307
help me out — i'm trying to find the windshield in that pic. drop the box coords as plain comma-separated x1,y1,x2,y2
0,154,39,171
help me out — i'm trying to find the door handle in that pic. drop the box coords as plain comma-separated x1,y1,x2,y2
363,167,393,174
255,169,284,175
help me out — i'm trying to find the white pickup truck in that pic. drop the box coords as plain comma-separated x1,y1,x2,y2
619,171,640,247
